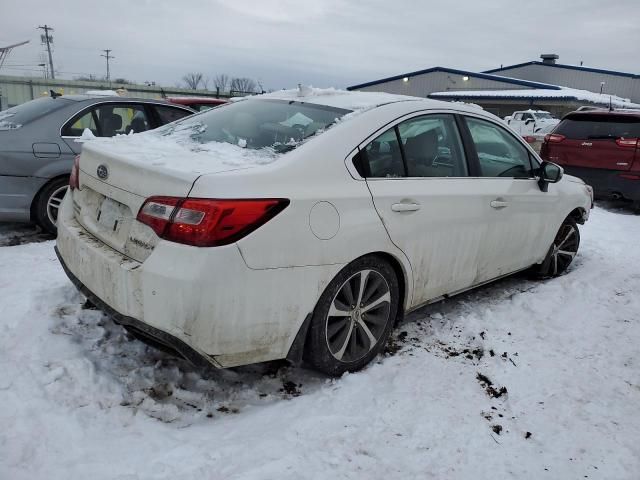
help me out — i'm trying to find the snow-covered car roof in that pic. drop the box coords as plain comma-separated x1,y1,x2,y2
254,87,430,112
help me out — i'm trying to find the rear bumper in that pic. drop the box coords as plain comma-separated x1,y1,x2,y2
55,192,341,368
564,166,640,202
55,246,220,369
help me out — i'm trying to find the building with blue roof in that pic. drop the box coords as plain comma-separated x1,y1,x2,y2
347,54,639,118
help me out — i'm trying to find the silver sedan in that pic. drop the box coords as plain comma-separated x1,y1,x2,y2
0,94,193,233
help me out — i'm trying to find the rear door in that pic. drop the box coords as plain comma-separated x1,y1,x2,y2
360,113,490,307
549,113,640,173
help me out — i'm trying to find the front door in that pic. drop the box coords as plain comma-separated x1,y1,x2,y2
461,115,558,279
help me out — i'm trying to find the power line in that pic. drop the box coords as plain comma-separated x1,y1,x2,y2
100,49,114,85
37,25,55,79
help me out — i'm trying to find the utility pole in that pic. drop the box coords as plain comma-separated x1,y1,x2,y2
101,49,114,86
37,25,55,79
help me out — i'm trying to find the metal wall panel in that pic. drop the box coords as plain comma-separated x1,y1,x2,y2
357,71,528,97
493,65,640,102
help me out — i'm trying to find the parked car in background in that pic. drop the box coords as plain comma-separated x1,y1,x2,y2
56,89,592,376
540,109,640,210
522,123,558,154
167,96,229,111
0,94,194,233
505,110,559,136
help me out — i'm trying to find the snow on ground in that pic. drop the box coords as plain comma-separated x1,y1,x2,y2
1,206,639,480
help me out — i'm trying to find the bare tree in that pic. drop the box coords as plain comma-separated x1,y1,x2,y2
230,77,257,94
182,72,205,90
213,73,229,92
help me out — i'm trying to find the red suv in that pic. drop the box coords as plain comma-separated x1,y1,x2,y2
540,110,640,210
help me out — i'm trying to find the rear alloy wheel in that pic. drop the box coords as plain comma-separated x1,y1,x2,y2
306,257,399,376
34,177,69,235
536,217,580,278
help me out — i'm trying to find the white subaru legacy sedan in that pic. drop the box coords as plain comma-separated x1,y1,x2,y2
56,88,592,375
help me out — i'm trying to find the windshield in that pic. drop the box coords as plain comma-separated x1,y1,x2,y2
159,98,351,153
535,112,553,119
0,97,72,130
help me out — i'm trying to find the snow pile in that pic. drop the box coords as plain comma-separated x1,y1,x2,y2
430,87,640,109
1,206,640,479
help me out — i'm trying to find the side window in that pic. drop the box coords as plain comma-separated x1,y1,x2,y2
513,113,523,121
94,104,150,137
359,127,405,178
62,110,98,137
397,114,467,177
155,105,192,125
465,117,533,178
521,113,533,121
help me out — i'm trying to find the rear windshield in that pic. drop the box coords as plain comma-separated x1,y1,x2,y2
158,98,351,153
0,97,72,130
555,114,640,140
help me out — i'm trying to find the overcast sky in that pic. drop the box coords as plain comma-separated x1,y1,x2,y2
2,0,639,90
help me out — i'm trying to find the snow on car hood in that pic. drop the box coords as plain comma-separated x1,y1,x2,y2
78,125,279,176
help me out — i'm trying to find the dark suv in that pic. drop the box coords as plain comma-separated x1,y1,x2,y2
540,110,640,210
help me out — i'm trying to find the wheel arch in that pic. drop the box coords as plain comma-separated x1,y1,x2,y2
363,251,409,323
30,174,70,222
567,206,587,225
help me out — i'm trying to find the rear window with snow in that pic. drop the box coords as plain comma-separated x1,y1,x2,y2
0,97,72,130
158,99,351,153
555,114,640,140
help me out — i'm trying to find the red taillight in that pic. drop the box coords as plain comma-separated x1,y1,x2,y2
615,137,639,148
136,197,289,247
69,155,80,190
544,134,566,143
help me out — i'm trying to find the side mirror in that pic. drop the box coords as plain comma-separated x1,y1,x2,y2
538,161,563,192
525,119,533,125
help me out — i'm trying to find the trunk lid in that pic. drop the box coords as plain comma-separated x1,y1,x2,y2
73,136,252,262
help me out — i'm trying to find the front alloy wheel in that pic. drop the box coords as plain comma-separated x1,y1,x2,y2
537,217,580,277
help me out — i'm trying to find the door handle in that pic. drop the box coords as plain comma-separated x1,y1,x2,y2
490,200,509,209
391,202,421,212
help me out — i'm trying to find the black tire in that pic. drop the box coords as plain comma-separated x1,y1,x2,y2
535,217,580,278
305,256,400,376
34,177,69,235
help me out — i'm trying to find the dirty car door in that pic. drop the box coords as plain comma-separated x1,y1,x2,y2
360,113,489,307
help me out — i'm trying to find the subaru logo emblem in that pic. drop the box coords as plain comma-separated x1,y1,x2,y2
96,164,109,180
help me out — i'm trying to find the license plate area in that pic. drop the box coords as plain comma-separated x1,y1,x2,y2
97,197,129,233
